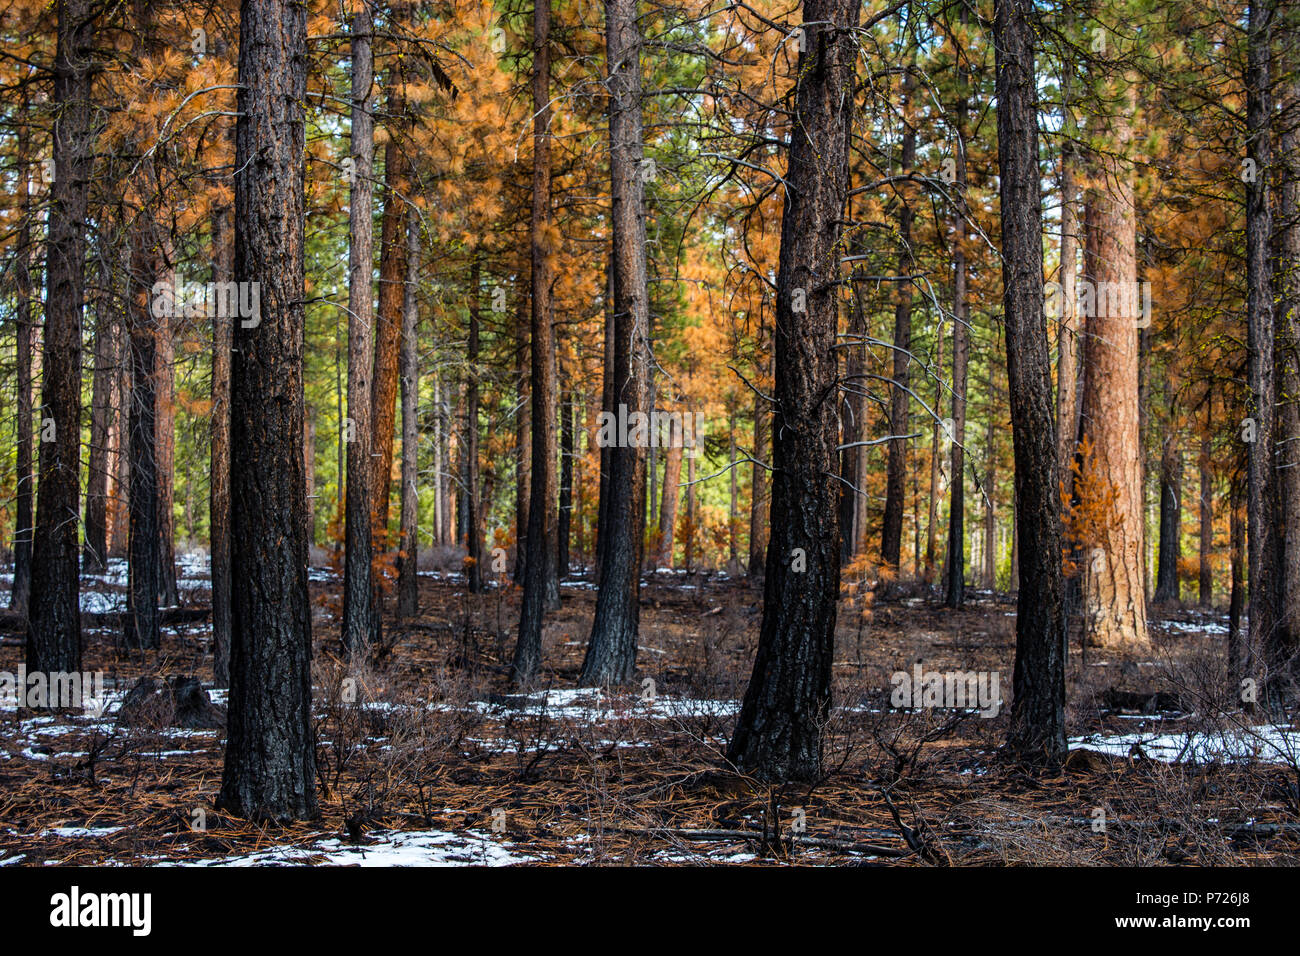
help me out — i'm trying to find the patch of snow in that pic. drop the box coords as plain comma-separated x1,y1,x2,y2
1070,724,1300,765
170,829,538,867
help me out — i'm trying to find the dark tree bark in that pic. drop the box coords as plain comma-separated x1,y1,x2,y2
466,261,484,593
838,273,867,564
83,273,117,573
1153,434,1182,604
579,0,650,687
211,195,234,686
10,207,33,614
996,0,1067,768
557,388,574,578
513,298,530,580
656,419,682,567
513,0,561,684
748,346,772,577
881,72,916,575
125,232,162,651
27,0,95,675
342,3,378,656
1245,0,1281,692
1198,432,1214,606
726,0,859,781
1229,480,1246,672
155,305,178,607
945,55,970,609
595,265,615,582
397,215,420,620
1272,21,1300,685
217,0,317,823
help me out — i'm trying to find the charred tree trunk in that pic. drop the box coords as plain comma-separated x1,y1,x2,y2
155,306,178,607
726,0,859,781
1199,431,1214,607
997,0,1068,767
1245,0,1280,692
27,0,95,675
558,388,574,578
513,0,561,684
125,235,162,652
211,194,234,686
839,273,867,564
1154,434,1182,604
342,3,378,656
217,0,317,822
466,261,484,593
881,73,916,577
579,0,650,686
397,216,420,619
656,419,683,567
10,102,34,614
83,277,117,573
595,265,615,582
1276,49,1300,659
748,350,771,577
513,298,531,580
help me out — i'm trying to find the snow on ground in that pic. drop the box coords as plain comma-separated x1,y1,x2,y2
460,687,739,723
1070,724,1300,765
168,829,539,867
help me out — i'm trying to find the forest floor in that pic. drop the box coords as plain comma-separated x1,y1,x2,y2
1,555,1298,867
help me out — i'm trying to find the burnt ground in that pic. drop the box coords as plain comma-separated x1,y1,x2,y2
1,559,1297,866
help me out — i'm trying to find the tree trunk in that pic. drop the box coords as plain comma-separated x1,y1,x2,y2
397,215,420,619
1079,76,1149,648
726,0,859,781
945,22,970,608
982,404,997,589
839,274,867,564
558,389,574,578
513,0,561,685
466,261,484,593
10,115,34,614
595,265,615,581
748,350,770,577
1057,111,1082,479
997,0,1067,767
881,72,916,575
1199,432,1214,607
217,0,317,822
656,419,682,567
125,231,162,652
513,298,531,579
342,3,378,656
1229,481,1246,673
579,0,650,686
27,0,95,676
1270,12,1300,688
1153,434,1182,603
155,304,178,606
211,196,234,686
83,277,117,573
1245,0,1280,692
372,122,409,551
